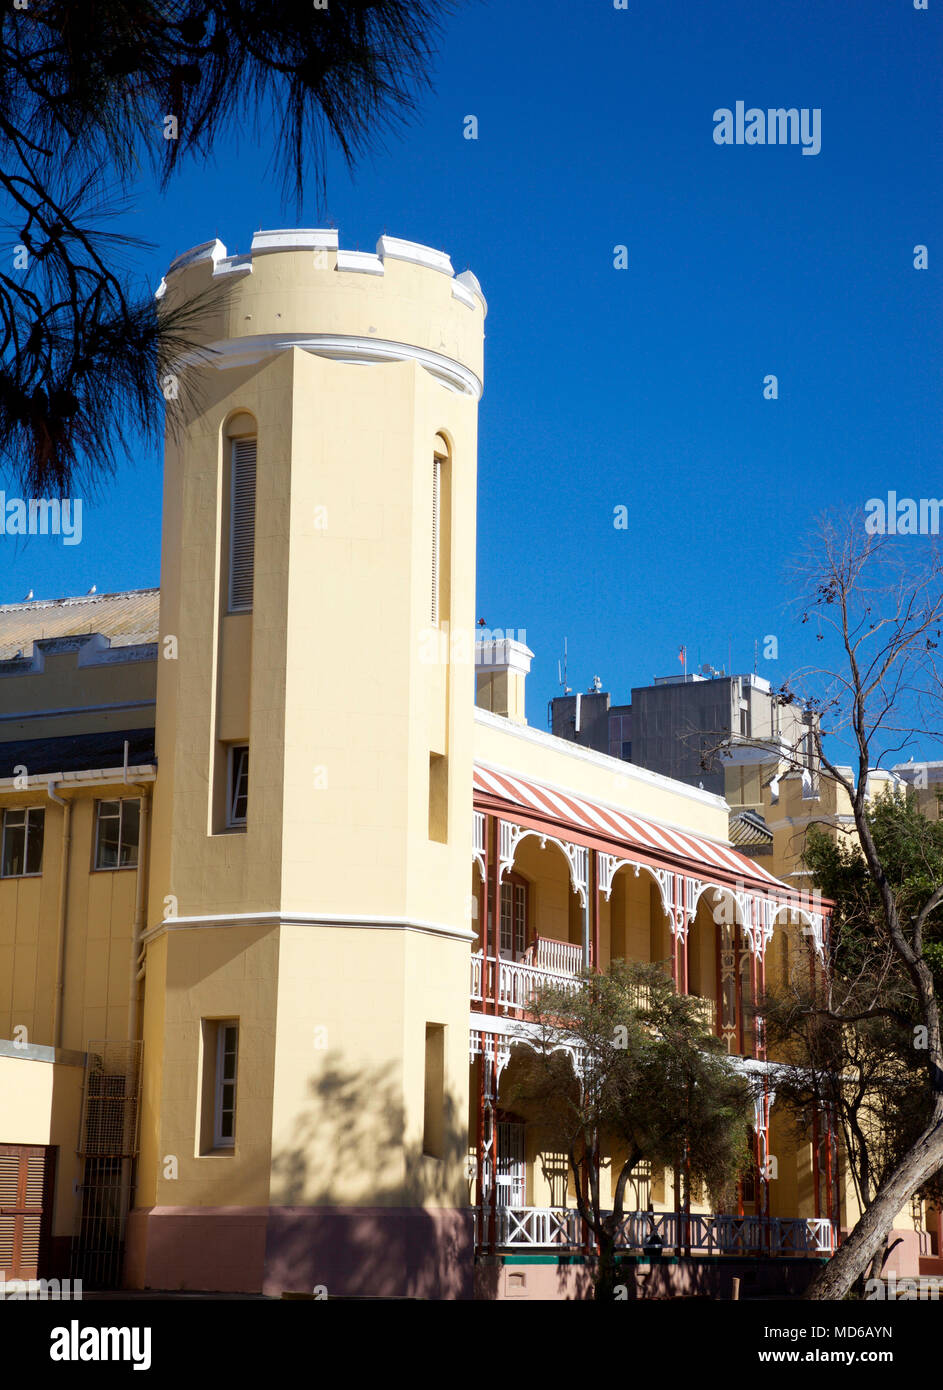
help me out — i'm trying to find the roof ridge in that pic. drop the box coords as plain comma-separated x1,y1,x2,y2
0,586,159,614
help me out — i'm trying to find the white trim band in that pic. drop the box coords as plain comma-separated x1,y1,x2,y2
179,333,483,398
142,911,476,945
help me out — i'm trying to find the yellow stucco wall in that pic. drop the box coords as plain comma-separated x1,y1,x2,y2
0,782,146,1052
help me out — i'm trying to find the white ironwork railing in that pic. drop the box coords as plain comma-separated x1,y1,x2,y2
471,954,718,1035
470,953,581,1011
475,1206,837,1257
523,936,583,975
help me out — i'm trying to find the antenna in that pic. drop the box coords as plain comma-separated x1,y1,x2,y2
558,637,571,694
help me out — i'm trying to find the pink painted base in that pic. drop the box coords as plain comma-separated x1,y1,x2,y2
124,1205,474,1299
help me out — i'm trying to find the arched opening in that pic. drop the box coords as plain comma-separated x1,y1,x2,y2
500,832,585,973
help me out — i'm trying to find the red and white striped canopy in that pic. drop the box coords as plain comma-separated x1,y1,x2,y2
473,762,788,893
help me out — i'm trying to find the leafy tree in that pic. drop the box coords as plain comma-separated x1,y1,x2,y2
0,1,460,495
505,959,754,1300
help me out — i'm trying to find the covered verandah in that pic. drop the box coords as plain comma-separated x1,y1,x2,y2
468,761,839,1261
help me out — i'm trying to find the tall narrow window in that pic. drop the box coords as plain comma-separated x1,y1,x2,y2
228,745,249,827
423,1024,445,1159
214,1021,239,1149
428,752,448,842
431,454,441,626
500,877,528,959
228,438,257,612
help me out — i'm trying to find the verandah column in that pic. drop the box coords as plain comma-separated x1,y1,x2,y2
592,849,600,971
491,817,502,1014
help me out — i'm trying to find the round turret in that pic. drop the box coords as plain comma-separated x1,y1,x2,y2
158,229,486,399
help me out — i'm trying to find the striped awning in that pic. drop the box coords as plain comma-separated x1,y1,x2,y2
473,762,789,894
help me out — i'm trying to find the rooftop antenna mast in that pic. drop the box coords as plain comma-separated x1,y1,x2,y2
558,637,572,694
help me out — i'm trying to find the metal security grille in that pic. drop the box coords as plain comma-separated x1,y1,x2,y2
70,1041,143,1289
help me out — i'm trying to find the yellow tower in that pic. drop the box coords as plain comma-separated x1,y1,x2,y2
127,229,486,1296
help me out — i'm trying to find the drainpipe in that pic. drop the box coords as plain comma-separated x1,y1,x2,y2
47,780,73,1050
127,785,151,1043
119,781,151,1263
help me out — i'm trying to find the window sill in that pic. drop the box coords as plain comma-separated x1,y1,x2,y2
92,864,139,873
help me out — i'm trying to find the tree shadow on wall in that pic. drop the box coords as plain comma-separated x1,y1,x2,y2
267,1055,472,1300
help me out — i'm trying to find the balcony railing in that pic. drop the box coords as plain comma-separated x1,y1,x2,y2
471,950,717,1034
474,1207,836,1257
523,936,583,975
470,952,581,1012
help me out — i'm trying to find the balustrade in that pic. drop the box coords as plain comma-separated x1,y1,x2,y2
474,1206,836,1256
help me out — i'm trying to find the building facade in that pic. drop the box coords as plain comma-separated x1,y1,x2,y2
0,229,938,1298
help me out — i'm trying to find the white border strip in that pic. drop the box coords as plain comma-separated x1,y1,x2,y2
143,911,476,945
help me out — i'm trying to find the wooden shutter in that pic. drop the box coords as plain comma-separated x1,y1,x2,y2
229,438,257,611
0,1145,53,1278
431,455,440,626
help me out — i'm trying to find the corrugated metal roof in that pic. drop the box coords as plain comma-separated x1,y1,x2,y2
729,809,774,847
0,589,159,660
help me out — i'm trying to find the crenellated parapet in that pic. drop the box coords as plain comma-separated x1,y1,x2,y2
157,229,486,398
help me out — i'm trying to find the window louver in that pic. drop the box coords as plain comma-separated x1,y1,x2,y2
229,438,257,611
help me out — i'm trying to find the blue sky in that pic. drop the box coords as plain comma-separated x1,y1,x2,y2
1,0,940,761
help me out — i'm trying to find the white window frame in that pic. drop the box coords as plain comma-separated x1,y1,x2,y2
499,879,527,960
227,745,249,828
93,798,140,871
0,806,45,878
213,1021,239,1149
228,437,257,613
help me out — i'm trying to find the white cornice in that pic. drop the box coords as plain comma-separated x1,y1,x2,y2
178,332,482,399
335,249,384,276
376,235,454,277
455,270,487,316
251,229,338,255
142,911,476,945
